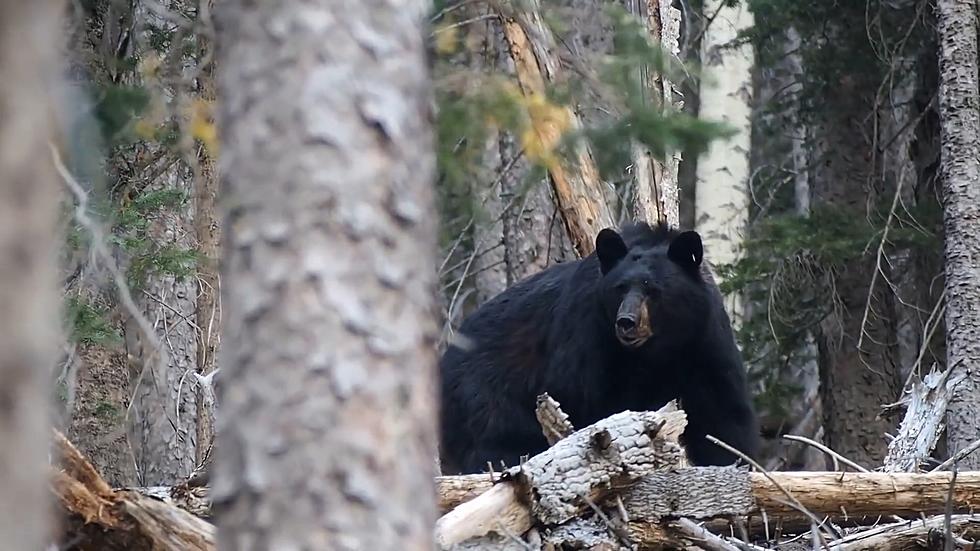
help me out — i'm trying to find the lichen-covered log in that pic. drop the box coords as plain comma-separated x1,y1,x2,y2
434,405,688,547
52,430,215,550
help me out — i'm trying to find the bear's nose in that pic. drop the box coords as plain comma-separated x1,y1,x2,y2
616,316,636,332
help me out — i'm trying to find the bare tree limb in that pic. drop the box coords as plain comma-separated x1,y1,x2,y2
884,365,966,472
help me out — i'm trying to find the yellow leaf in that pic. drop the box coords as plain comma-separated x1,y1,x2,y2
191,118,219,155
139,53,162,80
187,99,220,155
433,23,459,55
133,119,157,140
518,92,570,169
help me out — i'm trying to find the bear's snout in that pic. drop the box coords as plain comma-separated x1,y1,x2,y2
616,292,652,347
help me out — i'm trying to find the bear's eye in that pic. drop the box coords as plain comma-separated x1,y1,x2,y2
615,282,630,293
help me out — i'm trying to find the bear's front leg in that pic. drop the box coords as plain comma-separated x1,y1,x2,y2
680,366,760,466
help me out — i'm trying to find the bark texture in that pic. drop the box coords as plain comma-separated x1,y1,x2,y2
0,2,62,548
809,20,905,465
123,2,201,485
214,1,440,549
630,0,682,227
694,0,754,325
465,17,575,307
937,0,980,470
124,162,199,485
193,15,221,464
435,406,687,546
441,469,980,523
499,2,615,256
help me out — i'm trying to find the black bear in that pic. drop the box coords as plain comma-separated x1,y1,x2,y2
438,221,759,474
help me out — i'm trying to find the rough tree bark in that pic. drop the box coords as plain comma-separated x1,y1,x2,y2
192,4,220,465
464,14,576,307
629,0,682,227
809,20,905,465
937,0,980,470
497,0,616,255
694,0,754,325
123,162,199,485
213,0,440,548
123,2,201,486
0,2,63,547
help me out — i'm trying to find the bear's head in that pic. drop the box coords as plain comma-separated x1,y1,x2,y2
594,225,710,349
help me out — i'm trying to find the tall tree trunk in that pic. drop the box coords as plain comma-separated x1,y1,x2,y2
809,27,904,466
0,2,62,547
213,0,440,548
629,0,682,227
749,26,825,470
937,0,980,469
694,0,754,324
124,163,199,485
466,17,575,307
122,2,202,486
193,3,220,465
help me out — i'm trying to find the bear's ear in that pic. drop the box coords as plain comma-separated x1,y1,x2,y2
667,230,703,270
596,228,628,274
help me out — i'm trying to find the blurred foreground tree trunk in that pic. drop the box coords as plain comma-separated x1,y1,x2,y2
0,2,63,547
213,0,440,548
937,0,980,469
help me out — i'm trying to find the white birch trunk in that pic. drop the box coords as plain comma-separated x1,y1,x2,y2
694,0,754,326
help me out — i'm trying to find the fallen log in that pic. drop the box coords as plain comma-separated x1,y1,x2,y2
52,430,215,550
440,468,980,520
434,404,689,547
114,448,980,546
828,515,980,551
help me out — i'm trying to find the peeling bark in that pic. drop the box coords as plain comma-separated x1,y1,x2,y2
468,20,574,306
884,365,965,472
630,0,682,227
434,405,687,546
937,0,980,470
214,0,440,548
498,2,615,255
53,430,215,550
0,3,62,547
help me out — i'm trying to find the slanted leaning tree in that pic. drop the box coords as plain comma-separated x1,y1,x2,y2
213,0,441,548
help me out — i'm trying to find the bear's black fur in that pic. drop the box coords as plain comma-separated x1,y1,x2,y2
438,221,759,474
